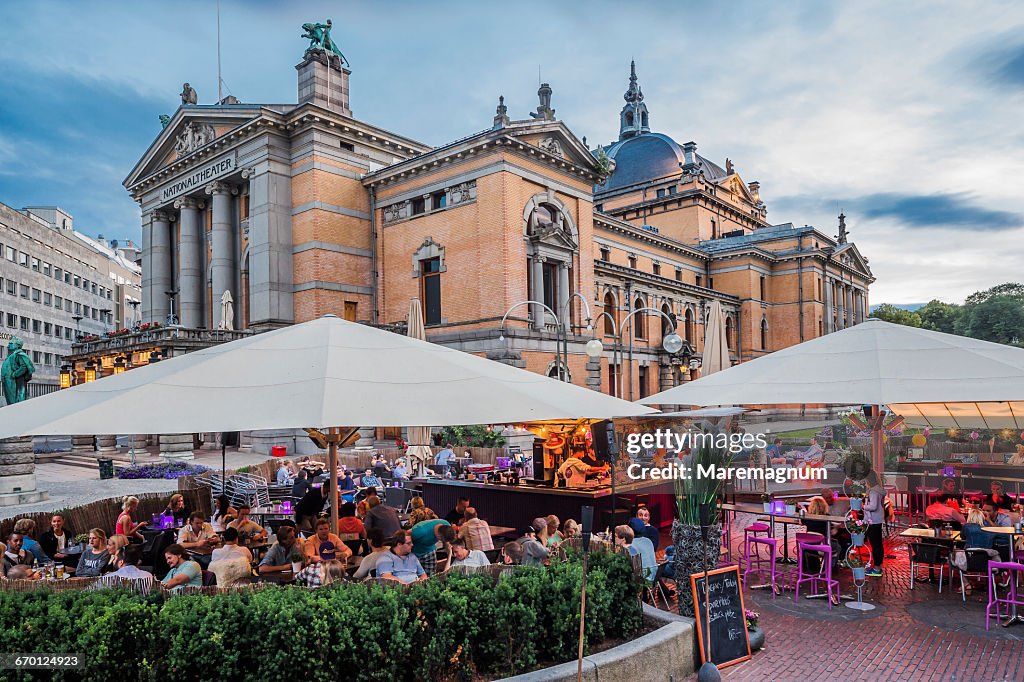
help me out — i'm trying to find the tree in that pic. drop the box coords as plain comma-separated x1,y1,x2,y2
869,304,922,327
964,282,1024,306
916,299,961,334
957,295,1024,345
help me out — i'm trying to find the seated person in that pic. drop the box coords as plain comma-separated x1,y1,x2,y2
444,497,470,526
983,502,1013,528
961,509,997,549
211,527,252,564
291,469,314,500
161,544,203,590
939,476,961,503
276,460,293,486
5,564,40,581
765,438,783,461
106,535,130,572
925,494,966,528
407,496,438,527
371,455,391,479
295,556,347,587
392,459,408,480
517,520,550,566
305,518,352,565
1008,445,1024,466
363,495,402,538
798,438,824,465
75,529,110,577
97,544,155,593
336,502,366,540
449,538,490,569
2,532,33,576
562,519,580,538
39,513,74,566
613,525,657,582
177,512,221,568
211,495,238,533
360,468,383,490
985,481,1014,511
162,494,192,528
13,519,50,565
500,541,524,565
228,505,269,546
338,469,357,493
352,528,390,580
458,508,494,552
376,530,427,584
628,506,659,550
258,525,304,575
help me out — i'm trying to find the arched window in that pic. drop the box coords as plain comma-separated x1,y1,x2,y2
633,297,647,340
760,317,768,350
684,308,693,343
603,292,616,336
725,316,735,351
661,303,674,339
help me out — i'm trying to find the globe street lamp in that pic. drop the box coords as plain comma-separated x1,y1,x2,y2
499,294,593,383
586,307,690,399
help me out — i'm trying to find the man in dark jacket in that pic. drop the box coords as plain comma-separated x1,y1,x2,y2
363,495,402,538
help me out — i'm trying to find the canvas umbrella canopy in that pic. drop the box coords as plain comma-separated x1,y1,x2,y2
404,298,435,478
0,314,653,437
640,318,1024,473
701,300,732,377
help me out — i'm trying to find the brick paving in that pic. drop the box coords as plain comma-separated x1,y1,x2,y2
667,513,1024,682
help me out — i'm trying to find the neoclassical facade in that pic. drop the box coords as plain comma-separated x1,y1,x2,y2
121,46,873,419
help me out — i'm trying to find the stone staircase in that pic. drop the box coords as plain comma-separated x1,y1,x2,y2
37,450,163,471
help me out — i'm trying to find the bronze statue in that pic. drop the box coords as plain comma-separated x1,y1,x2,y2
180,83,197,105
1,337,34,405
159,114,171,128
301,19,349,67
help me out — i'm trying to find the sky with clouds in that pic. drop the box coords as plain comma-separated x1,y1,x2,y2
1,0,1022,305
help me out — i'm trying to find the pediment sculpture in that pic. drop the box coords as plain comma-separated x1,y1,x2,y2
174,122,216,155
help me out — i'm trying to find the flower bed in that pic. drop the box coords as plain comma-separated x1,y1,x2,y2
116,461,211,480
0,551,642,682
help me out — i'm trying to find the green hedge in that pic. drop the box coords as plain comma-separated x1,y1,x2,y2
0,551,641,682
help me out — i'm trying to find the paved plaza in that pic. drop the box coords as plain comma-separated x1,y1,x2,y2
681,512,1024,682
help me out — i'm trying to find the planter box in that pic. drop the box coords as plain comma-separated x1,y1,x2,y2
851,533,865,547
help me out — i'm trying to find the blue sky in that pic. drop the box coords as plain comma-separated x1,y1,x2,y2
1,0,1022,304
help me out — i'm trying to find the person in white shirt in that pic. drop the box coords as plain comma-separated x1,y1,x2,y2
352,528,389,580
449,539,490,569
96,545,154,594
210,527,253,564
276,461,293,486
177,512,221,568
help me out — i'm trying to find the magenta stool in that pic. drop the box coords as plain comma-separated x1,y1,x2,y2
986,562,1024,630
743,522,771,563
743,536,780,598
794,543,839,608
794,532,824,571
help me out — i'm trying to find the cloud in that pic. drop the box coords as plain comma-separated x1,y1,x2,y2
855,193,1021,231
979,41,1024,87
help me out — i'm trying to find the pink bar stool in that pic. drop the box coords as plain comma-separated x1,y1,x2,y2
743,536,779,598
986,561,1024,630
743,522,771,562
793,543,839,608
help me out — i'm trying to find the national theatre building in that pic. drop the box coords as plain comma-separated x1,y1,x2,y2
105,33,873,447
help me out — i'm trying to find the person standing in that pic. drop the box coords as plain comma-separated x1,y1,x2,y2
434,443,456,476
863,472,886,577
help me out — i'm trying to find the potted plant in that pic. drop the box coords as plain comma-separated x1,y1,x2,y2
846,548,867,580
845,516,869,546
785,500,797,516
745,609,764,651
74,533,90,551
288,546,305,574
761,493,773,513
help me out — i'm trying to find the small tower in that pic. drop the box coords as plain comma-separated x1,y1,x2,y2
619,60,650,140
493,95,510,129
531,83,555,121
837,212,849,245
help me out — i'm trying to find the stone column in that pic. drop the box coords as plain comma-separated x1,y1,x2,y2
356,427,376,448
175,197,205,328
96,434,117,453
530,255,544,329
847,286,854,326
141,214,154,323
557,262,570,332
149,211,173,324
206,182,236,329
0,436,47,506
238,431,253,451
824,278,833,333
246,166,294,328
585,356,602,392
159,434,194,461
72,435,96,454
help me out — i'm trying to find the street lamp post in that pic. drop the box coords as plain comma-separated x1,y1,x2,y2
71,314,83,341
499,294,593,383
165,289,179,326
586,307,688,399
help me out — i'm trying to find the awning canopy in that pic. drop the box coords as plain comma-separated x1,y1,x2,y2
640,318,1024,429
0,314,654,438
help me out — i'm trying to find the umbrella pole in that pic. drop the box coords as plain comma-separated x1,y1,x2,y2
871,405,884,479
328,427,340,534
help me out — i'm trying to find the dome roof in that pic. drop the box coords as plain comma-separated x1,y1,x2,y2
596,132,726,195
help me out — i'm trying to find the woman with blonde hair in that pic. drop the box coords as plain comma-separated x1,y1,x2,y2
406,496,437,528
115,496,146,544
545,515,563,547
106,534,130,572
562,519,580,537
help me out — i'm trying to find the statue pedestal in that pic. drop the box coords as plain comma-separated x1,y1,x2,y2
0,436,48,506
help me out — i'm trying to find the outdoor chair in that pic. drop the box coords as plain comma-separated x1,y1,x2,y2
743,536,780,598
643,562,669,609
909,541,949,592
986,561,1024,630
952,548,997,602
202,570,218,587
793,542,839,608
484,548,501,563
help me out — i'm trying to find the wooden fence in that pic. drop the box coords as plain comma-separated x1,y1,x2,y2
0,488,211,541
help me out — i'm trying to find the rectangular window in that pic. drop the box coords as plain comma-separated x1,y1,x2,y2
44,322,52,335
343,301,357,322
759,275,766,300
91,308,98,320
652,263,661,277
43,292,51,305
668,186,677,195
19,317,28,331
696,275,703,287
74,302,81,314
55,296,62,310
4,246,13,262
421,257,442,325
30,257,39,271
608,364,617,397
595,204,603,212
91,282,97,294
20,284,29,299
431,191,447,210
638,365,649,400
628,255,637,269
44,353,52,365
656,188,666,198
19,252,28,267
42,262,50,276
83,305,90,317
6,313,15,328
53,266,62,280
600,247,610,262
74,275,80,287
32,319,41,333
54,325,61,337
32,351,41,363
65,328,72,340
542,262,558,313
709,277,714,289
64,272,70,284
5,280,14,295
675,268,683,282
107,289,112,300
411,197,426,216
31,288,41,303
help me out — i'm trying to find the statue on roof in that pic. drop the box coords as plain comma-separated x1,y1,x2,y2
837,212,849,244
180,83,197,105
302,19,349,67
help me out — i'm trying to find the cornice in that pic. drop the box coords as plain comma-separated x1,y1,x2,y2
595,260,740,302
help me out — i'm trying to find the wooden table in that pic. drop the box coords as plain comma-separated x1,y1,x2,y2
900,527,961,542
488,525,517,538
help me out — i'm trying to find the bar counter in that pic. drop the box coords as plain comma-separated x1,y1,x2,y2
419,477,676,531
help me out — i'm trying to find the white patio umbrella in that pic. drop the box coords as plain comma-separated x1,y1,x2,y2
404,298,434,478
701,300,731,377
640,318,1024,472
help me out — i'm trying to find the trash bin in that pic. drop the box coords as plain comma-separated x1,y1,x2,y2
98,458,115,480
271,446,287,458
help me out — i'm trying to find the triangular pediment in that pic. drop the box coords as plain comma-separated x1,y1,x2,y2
715,172,755,204
124,105,264,190
511,123,601,172
835,243,872,277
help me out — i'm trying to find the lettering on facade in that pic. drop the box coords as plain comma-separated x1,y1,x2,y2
161,155,237,202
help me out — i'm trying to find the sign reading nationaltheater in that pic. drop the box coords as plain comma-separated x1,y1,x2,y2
161,154,237,202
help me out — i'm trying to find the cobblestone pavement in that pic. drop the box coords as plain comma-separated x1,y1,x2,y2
670,513,1024,682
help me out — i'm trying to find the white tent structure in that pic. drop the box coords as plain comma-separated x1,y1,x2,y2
641,318,1024,472
701,300,732,377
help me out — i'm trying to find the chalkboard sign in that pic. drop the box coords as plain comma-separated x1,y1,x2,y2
690,565,751,669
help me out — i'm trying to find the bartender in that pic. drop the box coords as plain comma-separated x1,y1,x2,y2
556,456,609,488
